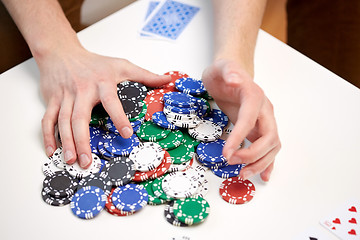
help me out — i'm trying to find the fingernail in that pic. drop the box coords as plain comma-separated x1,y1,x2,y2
226,74,240,84
64,150,74,163
241,170,253,180
46,146,54,157
121,126,133,138
79,154,91,168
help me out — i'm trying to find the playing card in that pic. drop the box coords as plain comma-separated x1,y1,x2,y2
320,199,360,240
140,0,200,40
140,1,160,37
293,226,332,240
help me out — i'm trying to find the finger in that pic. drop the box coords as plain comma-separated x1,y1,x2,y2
260,162,274,182
42,98,60,157
229,128,279,165
71,94,94,169
58,95,77,164
239,145,280,181
223,93,263,161
100,84,133,138
118,60,171,87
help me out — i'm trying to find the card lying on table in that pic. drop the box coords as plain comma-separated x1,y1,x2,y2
140,0,200,41
320,199,360,240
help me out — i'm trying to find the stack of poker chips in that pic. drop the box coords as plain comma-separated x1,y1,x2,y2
41,72,256,225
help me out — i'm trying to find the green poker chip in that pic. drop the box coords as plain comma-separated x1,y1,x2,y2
167,144,194,164
139,180,166,205
173,197,210,225
156,130,183,150
129,101,147,122
151,175,174,202
181,130,200,148
137,121,171,142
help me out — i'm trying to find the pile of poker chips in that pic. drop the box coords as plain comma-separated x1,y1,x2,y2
41,71,256,225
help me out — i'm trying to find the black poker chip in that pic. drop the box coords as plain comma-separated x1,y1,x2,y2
120,98,144,119
117,81,148,102
77,173,112,196
42,170,78,198
164,200,189,227
41,188,72,207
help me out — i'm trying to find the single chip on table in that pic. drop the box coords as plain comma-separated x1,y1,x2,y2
219,177,256,204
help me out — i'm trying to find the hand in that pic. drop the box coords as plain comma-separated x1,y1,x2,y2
39,45,170,168
202,59,281,181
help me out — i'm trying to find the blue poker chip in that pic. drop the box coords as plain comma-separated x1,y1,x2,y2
163,92,197,108
70,186,107,219
151,111,180,130
175,77,206,96
133,124,141,133
105,133,140,157
211,164,243,178
164,102,198,115
89,126,107,155
105,117,144,134
97,133,116,160
196,139,227,167
204,109,229,129
195,98,208,118
111,184,148,212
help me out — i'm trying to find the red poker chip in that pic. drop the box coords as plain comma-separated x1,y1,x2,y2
162,71,189,92
105,189,134,216
149,151,172,179
143,89,171,121
132,168,157,182
219,177,256,204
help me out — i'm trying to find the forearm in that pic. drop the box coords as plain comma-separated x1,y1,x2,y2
1,0,81,64
212,0,267,75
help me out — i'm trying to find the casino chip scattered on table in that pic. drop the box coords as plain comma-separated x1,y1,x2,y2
41,73,256,224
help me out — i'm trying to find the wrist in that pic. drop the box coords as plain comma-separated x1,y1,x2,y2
214,50,255,78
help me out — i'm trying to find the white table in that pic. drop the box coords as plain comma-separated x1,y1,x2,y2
1,1,359,239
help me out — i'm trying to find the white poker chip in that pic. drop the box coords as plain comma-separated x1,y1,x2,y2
65,153,102,179
42,156,63,176
161,171,199,198
167,157,194,173
129,142,165,172
193,179,209,198
186,165,206,187
167,116,201,129
188,120,222,142
163,107,197,121
51,147,66,169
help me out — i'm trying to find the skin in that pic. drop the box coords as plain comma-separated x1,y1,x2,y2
2,0,281,181
203,0,281,181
